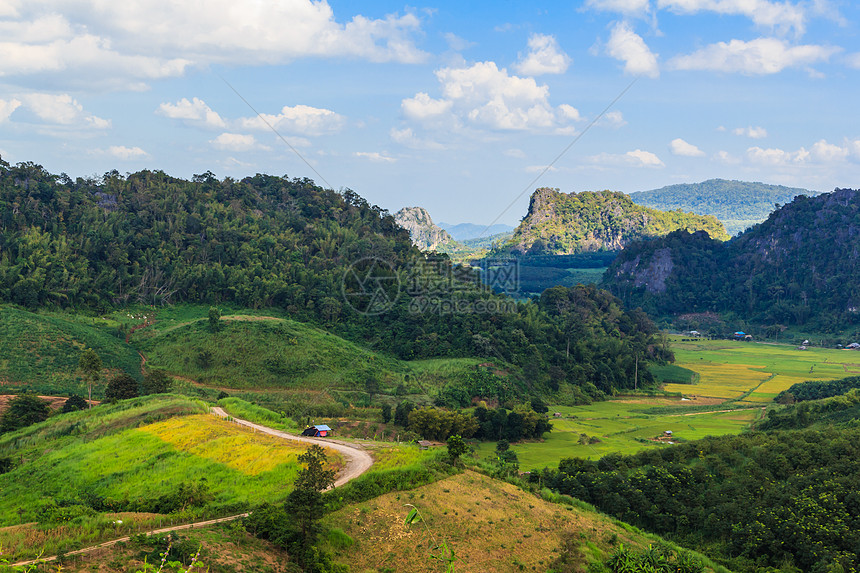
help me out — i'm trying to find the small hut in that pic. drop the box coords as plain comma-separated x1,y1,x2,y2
301,425,332,437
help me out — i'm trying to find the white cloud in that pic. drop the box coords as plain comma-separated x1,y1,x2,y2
402,61,579,132
714,150,741,164
21,93,110,128
157,97,226,128
401,93,454,121
239,104,344,136
525,164,559,173
745,139,858,166
669,38,839,74
670,138,705,156
210,133,266,152
0,98,22,122
810,139,849,161
108,145,149,160
606,22,659,78
354,151,397,163
747,145,806,165
733,126,768,138
657,0,806,36
599,110,627,128
504,148,526,158
0,1,426,88
389,127,444,150
589,149,665,167
514,34,571,76
443,33,475,52
847,53,860,69
586,0,652,16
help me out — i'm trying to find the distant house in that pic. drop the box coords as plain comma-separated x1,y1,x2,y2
418,440,432,450
301,425,332,437
733,331,746,340
847,343,860,350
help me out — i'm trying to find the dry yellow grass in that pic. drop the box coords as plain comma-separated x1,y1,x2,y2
139,415,343,475
326,471,658,573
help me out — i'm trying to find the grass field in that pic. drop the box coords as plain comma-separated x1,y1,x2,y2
0,306,142,397
665,337,860,403
0,395,344,561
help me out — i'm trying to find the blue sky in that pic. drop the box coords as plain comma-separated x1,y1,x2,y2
1,0,859,226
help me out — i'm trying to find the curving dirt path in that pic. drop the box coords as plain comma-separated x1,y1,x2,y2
12,408,373,568
210,406,373,488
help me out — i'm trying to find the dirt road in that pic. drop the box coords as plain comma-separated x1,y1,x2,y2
12,407,373,567
210,406,373,488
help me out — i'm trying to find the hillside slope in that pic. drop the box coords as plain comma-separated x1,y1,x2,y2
605,188,860,331
498,188,728,255
631,179,818,236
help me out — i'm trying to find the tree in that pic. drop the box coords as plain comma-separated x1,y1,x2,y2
381,403,392,423
105,373,139,401
78,348,102,408
141,369,172,395
62,394,88,413
208,306,222,332
0,394,51,433
446,434,468,465
364,377,381,405
293,444,336,492
283,444,337,568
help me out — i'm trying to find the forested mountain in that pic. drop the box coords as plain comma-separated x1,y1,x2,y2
605,188,860,332
0,157,666,397
438,221,514,241
630,179,818,236
393,206,456,250
496,188,728,255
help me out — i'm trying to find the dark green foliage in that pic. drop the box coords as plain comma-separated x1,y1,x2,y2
407,407,479,441
760,389,860,431
208,307,222,333
604,544,704,573
381,403,392,423
606,189,860,331
104,372,139,401
140,369,173,395
61,394,88,413
134,533,203,568
394,401,414,426
472,405,552,441
446,434,467,464
216,390,229,400
775,376,860,404
0,394,51,433
497,188,728,256
631,178,816,236
78,347,102,405
535,423,860,572
0,161,663,398
294,445,336,493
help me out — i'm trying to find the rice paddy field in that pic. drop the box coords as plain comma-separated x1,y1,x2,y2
477,336,860,471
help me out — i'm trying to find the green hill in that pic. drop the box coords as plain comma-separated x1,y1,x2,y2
605,188,860,333
0,306,141,397
497,188,728,255
630,179,818,236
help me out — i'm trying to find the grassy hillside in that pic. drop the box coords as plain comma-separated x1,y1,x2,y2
0,395,336,561
323,470,728,573
0,306,141,397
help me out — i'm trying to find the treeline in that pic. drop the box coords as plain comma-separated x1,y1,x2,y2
0,158,669,397
396,403,552,442
605,189,860,332
760,388,860,431
533,420,860,571
775,375,860,404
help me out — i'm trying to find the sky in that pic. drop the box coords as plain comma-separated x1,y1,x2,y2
1,1,859,226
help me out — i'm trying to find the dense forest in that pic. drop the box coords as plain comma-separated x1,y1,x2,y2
630,179,817,236
533,392,860,572
496,188,728,256
605,189,860,332
0,157,667,398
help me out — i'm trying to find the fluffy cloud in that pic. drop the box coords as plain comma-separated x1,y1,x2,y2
0,98,22,122
0,1,426,88
238,105,344,136
670,138,705,156
108,145,149,160
354,151,397,163
733,126,768,138
657,0,806,36
606,22,659,78
402,60,579,132
21,93,110,128
599,110,627,128
389,127,444,150
747,139,853,166
589,149,665,167
514,34,571,76
210,133,267,152
157,98,226,128
669,38,839,74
